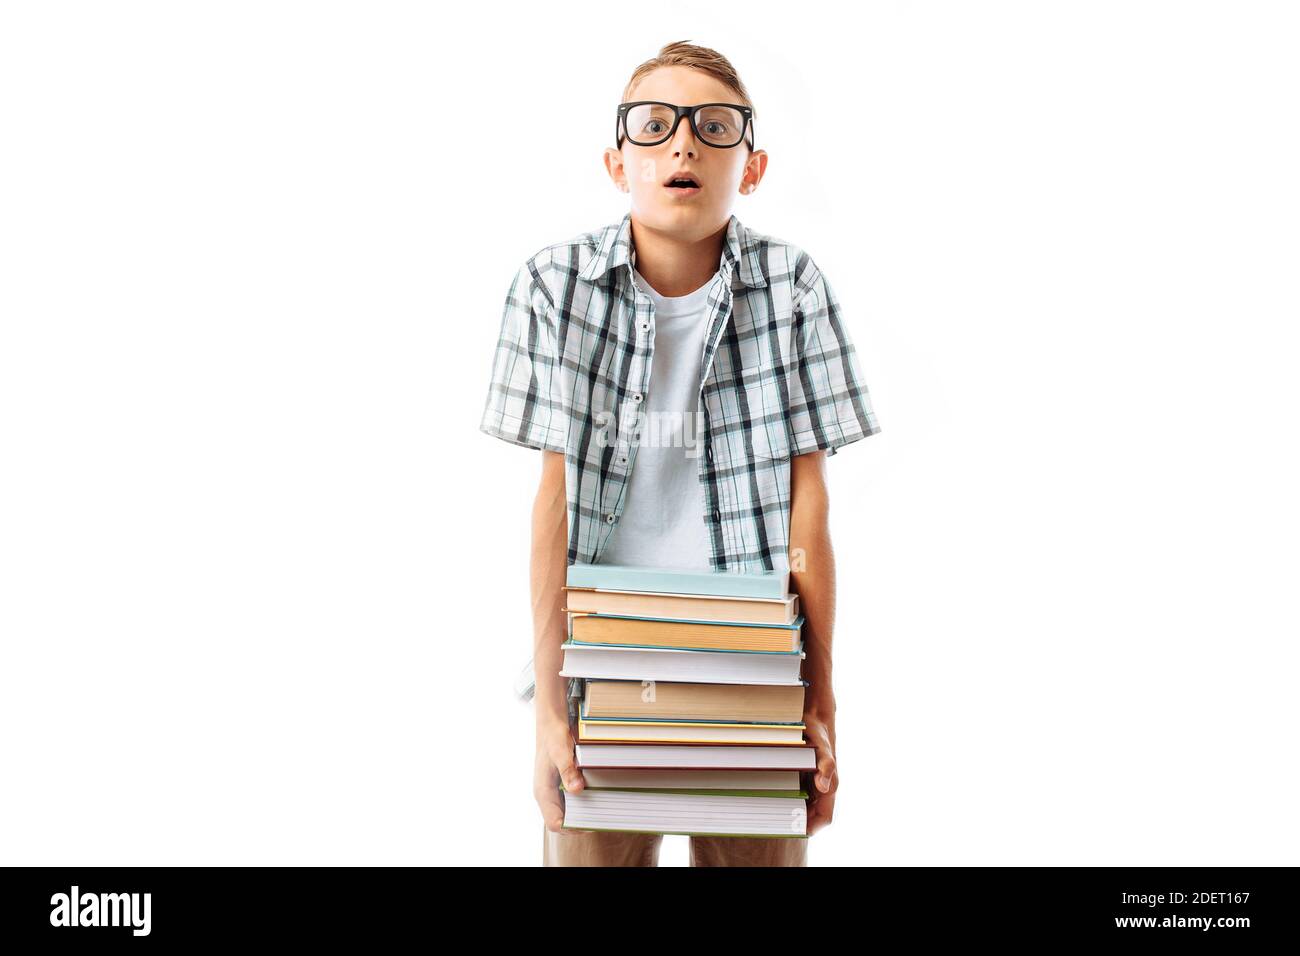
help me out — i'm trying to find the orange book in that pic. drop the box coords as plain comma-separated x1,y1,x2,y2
568,611,802,652
564,585,799,624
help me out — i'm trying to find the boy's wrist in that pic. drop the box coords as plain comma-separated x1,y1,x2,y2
804,689,836,720
535,698,571,735
532,664,570,719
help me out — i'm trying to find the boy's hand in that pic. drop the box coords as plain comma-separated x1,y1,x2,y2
804,703,838,835
535,713,586,832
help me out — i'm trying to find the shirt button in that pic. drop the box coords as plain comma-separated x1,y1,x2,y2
706,445,713,461
712,509,721,521
606,513,616,524
633,392,643,403
640,322,650,332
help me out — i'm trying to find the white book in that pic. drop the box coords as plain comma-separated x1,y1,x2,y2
563,789,808,837
576,743,817,770
578,719,805,744
560,641,804,685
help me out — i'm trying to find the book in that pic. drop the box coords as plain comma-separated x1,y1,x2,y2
583,679,806,723
578,768,802,790
575,742,818,770
560,642,804,685
562,787,807,838
567,562,789,600
578,716,806,745
564,586,800,625
567,611,804,653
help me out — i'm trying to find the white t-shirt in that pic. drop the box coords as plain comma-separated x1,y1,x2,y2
599,267,720,570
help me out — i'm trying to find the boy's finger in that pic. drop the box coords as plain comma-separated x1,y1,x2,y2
815,752,836,792
806,792,835,835
537,785,566,832
551,745,586,792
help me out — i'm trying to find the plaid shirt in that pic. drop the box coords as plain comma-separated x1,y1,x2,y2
479,212,881,573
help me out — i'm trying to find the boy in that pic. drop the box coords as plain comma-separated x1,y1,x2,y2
479,41,881,866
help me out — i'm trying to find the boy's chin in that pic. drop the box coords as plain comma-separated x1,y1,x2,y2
639,203,724,228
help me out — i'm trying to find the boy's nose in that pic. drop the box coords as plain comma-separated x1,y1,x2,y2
670,118,699,157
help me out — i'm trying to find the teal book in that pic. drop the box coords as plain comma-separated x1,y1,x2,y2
567,561,789,600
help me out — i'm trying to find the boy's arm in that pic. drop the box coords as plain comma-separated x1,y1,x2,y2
531,450,585,832
789,449,838,835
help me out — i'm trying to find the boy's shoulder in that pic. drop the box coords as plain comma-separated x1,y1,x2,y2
730,221,828,303
516,218,623,280
738,222,820,270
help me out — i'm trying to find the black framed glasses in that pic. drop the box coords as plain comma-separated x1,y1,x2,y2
616,101,755,150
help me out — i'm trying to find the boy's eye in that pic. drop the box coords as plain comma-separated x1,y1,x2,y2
644,120,668,134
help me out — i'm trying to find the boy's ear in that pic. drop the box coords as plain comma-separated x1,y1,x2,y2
740,149,769,195
603,147,630,193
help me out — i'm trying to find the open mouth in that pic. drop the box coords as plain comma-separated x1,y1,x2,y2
663,173,701,191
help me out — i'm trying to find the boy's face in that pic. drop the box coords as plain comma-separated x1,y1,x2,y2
604,66,767,241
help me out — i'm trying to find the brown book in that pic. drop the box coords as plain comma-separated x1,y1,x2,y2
584,679,805,724
564,586,799,624
569,612,801,652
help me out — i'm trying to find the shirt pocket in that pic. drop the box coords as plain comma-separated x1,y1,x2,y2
737,364,791,460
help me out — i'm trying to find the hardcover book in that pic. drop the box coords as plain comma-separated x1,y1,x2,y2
567,562,789,600
560,642,805,685
564,586,799,625
577,715,806,745
582,678,806,723
561,786,808,838
575,742,818,770
567,611,804,653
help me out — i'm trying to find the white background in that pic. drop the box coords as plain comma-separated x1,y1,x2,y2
2,2,1297,866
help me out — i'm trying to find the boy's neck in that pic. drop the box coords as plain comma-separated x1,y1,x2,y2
628,215,727,298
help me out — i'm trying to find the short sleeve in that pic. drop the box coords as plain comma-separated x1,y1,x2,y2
478,258,570,454
786,259,882,457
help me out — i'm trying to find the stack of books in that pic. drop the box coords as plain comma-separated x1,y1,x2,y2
557,562,812,839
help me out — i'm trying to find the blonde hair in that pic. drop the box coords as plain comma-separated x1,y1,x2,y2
622,40,756,118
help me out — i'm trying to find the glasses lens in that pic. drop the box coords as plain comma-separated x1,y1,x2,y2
694,105,746,146
624,103,677,145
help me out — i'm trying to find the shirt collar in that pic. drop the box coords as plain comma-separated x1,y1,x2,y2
578,212,767,289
